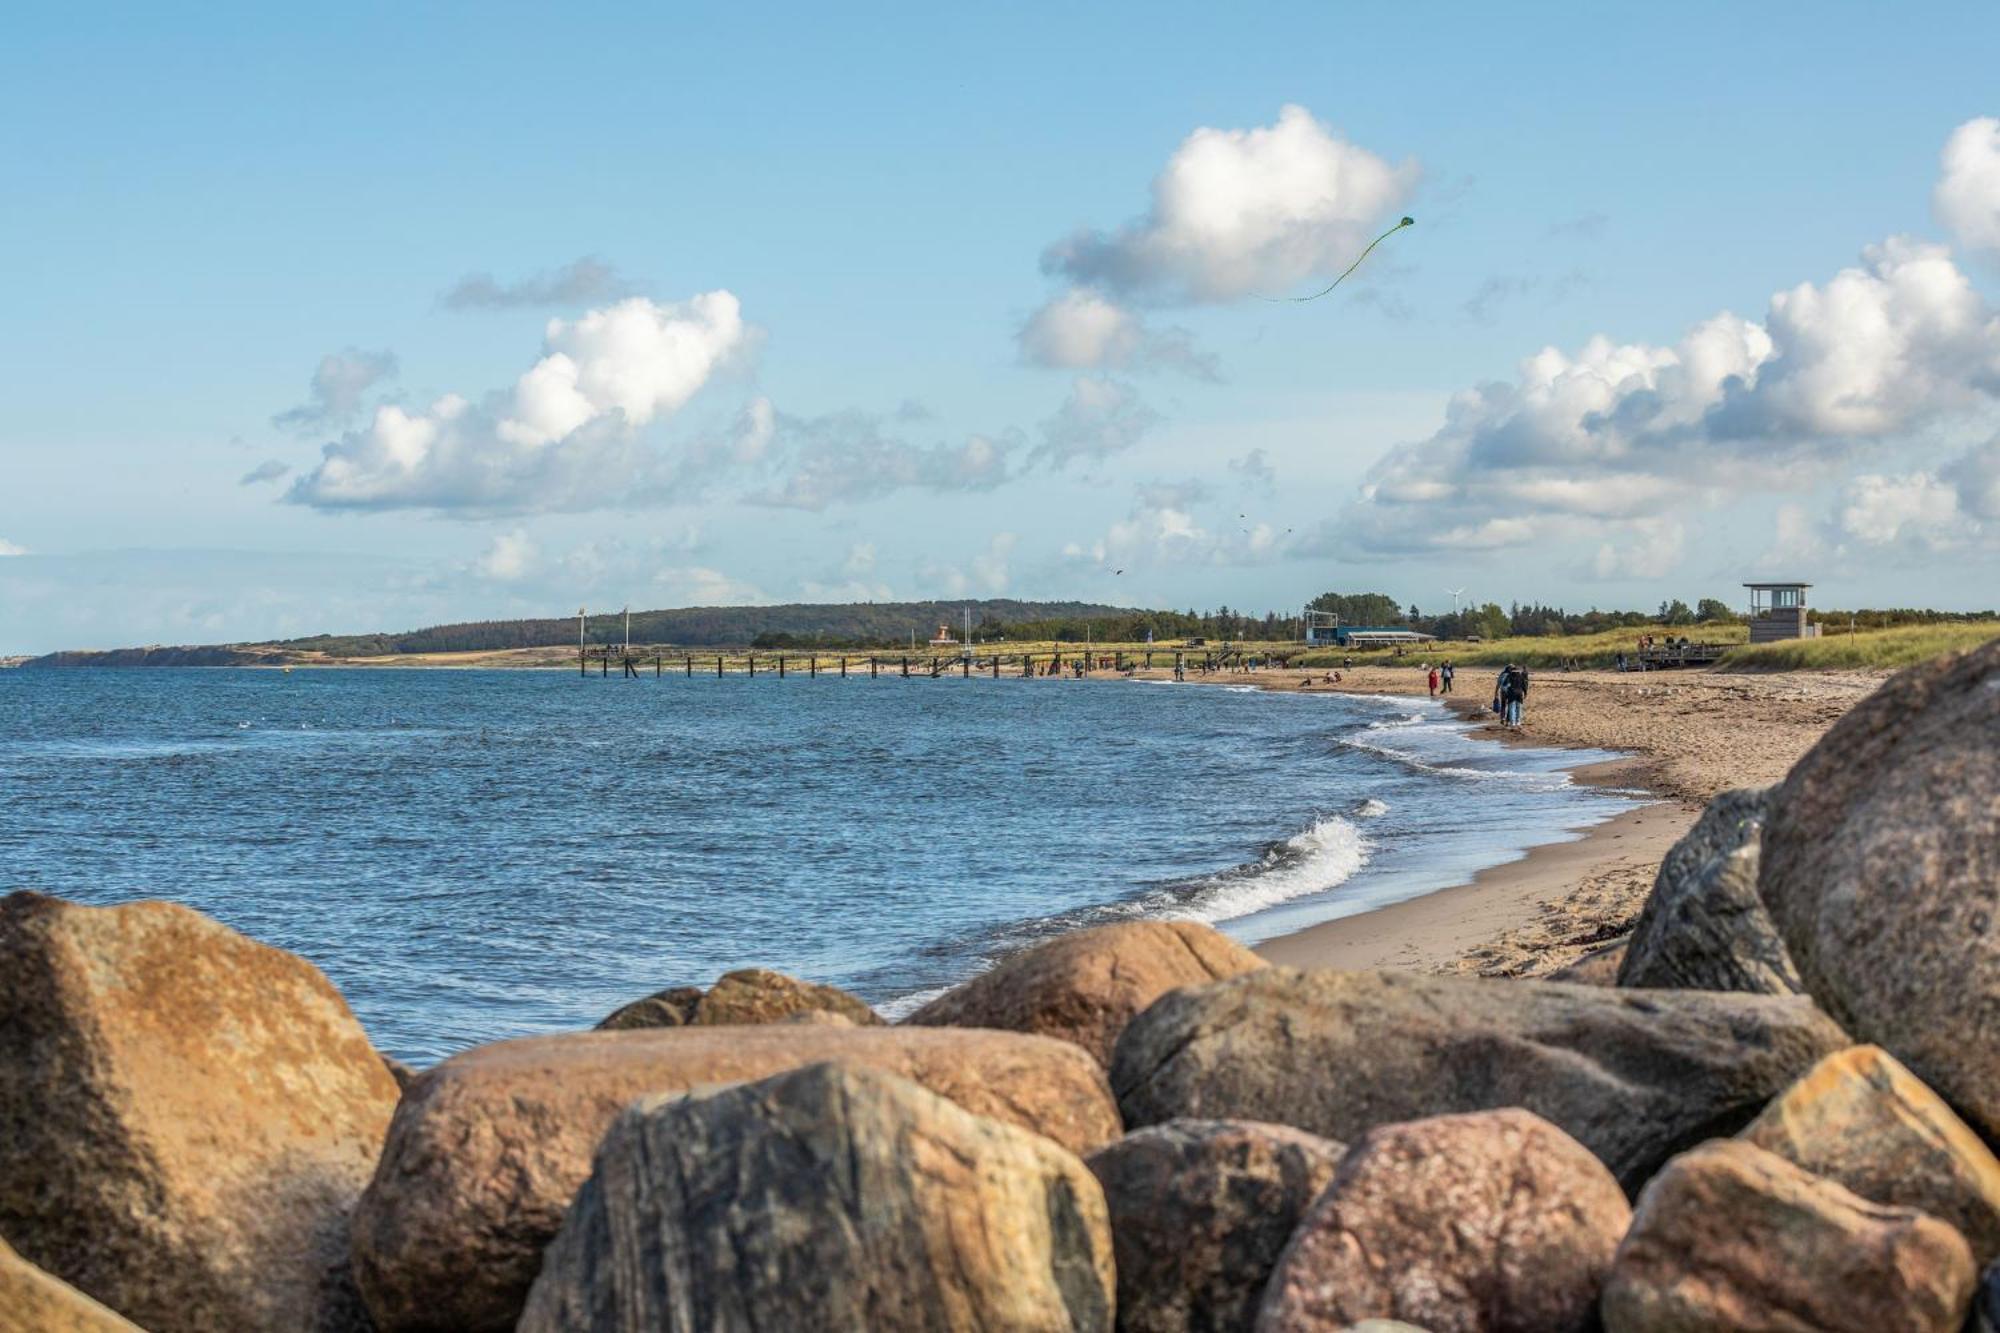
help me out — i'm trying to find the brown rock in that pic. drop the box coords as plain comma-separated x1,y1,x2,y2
904,920,1264,1065
594,984,701,1030
1742,1043,2000,1262
1111,967,1847,1188
1255,1109,1629,1333
1618,787,1802,993
351,1023,1121,1331
1758,639,2000,1135
593,969,881,1030
0,1237,144,1333
1602,1139,1975,1332
517,1062,1115,1332
0,892,398,1333
1085,1119,1345,1333
694,966,882,1025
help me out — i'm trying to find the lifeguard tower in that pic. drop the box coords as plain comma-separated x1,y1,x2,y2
1744,581,1819,643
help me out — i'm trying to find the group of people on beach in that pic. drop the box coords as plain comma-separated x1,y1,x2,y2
1425,662,1456,697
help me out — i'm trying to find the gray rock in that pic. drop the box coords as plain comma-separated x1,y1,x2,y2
516,1061,1115,1333
1548,938,1627,985
595,984,702,1030
1256,1109,1629,1333
1601,1139,1975,1333
1110,967,1848,1189
1085,1119,1344,1333
1758,639,2000,1137
1616,787,1802,993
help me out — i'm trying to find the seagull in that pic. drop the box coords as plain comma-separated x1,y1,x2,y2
1114,568,1124,575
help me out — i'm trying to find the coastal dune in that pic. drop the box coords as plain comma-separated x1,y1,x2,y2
0,640,1995,1330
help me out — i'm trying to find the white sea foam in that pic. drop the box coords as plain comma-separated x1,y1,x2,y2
1352,797,1390,818
1170,814,1369,924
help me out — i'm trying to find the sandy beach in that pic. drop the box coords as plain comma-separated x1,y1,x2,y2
1125,662,1886,978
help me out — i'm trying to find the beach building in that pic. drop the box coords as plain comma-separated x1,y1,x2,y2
1300,609,1436,649
1744,581,1819,643
927,623,958,646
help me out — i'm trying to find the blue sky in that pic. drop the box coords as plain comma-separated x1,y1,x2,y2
4,3,1999,652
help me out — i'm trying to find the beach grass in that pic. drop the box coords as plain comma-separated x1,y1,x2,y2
1297,623,1748,671
1717,620,2000,671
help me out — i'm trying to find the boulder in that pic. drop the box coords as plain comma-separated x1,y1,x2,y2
595,984,702,1030
0,892,399,1333
1110,967,1847,1189
0,1237,144,1333
1977,1265,2000,1333
1085,1119,1345,1333
594,969,881,1030
695,967,883,1025
1601,1138,1975,1332
1255,1109,1629,1333
517,1062,1114,1332
351,1023,1120,1331
904,920,1264,1066
1742,1043,2000,1261
1758,639,2000,1135
1616,787,1801,993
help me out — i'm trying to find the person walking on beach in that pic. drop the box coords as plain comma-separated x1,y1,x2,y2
1427,664,1440,697
1441,661,1455,694
1496,662,1529,727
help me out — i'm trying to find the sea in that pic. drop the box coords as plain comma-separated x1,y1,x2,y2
0,668,1636,1063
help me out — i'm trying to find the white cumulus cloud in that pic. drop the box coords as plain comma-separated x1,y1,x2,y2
272,348,398,433
0,538,28,556
473,529,536,581
1041,104,1417,304
1017,289,1216,376
1032,377,1159,469
289,292,748,514
1937,117,2000,256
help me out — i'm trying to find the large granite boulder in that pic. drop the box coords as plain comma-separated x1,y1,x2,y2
1759,639,2000,1135
904,920,1264,1066
595,968,880,1030
517,1062,1114,1332
352,1023,1120,1331
1742,1043,2000,1262
1601,1138,1975,1332
1617,787,1802,993
1110,967,1847,1189
1085,1119,1345,1333
0,1238,144,1333
0,892,399,1333
1255,1109,1629,1333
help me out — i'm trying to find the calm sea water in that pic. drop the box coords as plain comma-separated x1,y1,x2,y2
0,668,1633,1062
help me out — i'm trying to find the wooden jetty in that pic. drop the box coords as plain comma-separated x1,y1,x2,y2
576,645,1268,680
1630,639,1726,670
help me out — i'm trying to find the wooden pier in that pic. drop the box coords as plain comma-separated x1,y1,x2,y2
576,645,1267,680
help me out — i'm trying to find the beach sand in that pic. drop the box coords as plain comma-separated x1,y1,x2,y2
1120,662,1884,978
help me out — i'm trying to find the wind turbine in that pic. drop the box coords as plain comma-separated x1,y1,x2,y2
1445,587,1467,615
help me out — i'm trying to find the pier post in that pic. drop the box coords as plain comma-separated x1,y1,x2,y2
749,655,756,677
810,657,818,677
901,656,909,678
840,657,847,677
962,657,970,678
580,650,586,677
991,655,999,678
716,655,723,677
778,655,785,678
869,657,877,678
601,653,608,678
686,655,693,677
654,654,661,678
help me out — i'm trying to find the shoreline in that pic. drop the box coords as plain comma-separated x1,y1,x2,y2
1104,662,1689,975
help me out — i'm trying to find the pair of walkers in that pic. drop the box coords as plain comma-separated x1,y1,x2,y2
1492,662,1529,726
1426,662,1455,697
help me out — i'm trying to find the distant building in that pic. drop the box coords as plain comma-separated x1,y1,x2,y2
1744,581,1819,642
1300,609,1435,648
928,623,958,646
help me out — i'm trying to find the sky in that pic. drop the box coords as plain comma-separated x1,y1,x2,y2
3,2,1999,653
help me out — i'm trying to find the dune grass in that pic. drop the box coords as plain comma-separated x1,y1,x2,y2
1717,620,2000,671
